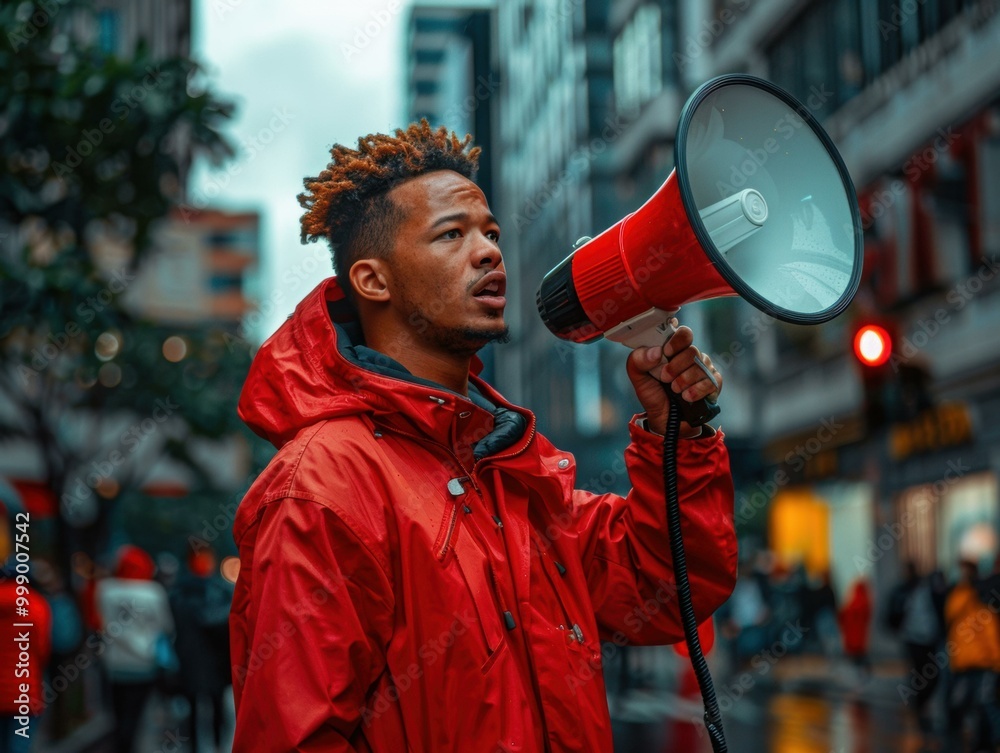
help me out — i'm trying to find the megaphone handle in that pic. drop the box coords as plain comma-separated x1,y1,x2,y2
605,308,721,427
665,363,721,428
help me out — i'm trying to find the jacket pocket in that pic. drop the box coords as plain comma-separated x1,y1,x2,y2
451,522,507,665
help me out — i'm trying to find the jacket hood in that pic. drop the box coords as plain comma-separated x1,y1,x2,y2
238,277,529,453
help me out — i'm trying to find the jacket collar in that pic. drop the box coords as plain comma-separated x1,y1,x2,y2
239,277,534,464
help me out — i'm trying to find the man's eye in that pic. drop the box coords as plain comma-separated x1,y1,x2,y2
440,229,461,240
487,230,500,242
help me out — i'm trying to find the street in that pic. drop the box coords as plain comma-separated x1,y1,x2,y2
612,655,929,753
96,655,927,753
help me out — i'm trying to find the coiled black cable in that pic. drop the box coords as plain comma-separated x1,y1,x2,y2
662,398,728,752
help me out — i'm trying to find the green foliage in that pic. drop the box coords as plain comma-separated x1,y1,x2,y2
0,0,254,541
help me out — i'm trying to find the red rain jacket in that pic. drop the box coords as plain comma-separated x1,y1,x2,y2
230,278,737,752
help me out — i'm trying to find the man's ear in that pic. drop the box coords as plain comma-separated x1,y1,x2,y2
349,259,391,304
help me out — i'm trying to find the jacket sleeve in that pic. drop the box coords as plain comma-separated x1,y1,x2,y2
231,497,394,753
570,415,737,645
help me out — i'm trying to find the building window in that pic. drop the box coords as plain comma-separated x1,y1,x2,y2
210,273,242,292
97,8,119,55
613,4,662,115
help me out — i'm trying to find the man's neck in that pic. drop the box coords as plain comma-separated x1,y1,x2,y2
363,328,471,396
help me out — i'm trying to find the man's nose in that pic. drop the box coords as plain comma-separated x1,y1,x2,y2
472,234,502,268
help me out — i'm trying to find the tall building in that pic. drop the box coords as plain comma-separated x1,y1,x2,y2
492,0,641,479
405,2,502,380
91,0,192,59
406,2,497,203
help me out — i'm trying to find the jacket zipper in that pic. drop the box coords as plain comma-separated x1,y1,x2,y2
375,423,478,561
375,417,535,626
473,415,537,473
535,543,581,643
437,503,460,561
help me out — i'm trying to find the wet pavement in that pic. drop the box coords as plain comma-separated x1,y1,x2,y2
72,655,937,753
612,655,932,753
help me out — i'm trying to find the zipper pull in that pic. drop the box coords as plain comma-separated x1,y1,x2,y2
447,477,469,497
571,624,584,643
492,515,504,529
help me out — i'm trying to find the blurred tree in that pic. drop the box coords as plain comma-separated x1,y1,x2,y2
0,0,254,578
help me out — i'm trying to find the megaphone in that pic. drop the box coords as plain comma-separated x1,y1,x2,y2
537,74,863,424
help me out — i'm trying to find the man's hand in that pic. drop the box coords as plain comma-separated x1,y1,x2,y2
626,324,723,438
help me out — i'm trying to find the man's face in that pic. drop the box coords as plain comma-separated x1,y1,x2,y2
381,170,509,355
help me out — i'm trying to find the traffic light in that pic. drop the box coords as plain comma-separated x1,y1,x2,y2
853,325,892,367
852,322,894,431
851,320,933,430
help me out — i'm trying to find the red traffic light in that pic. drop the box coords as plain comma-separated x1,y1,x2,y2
854,325,892,367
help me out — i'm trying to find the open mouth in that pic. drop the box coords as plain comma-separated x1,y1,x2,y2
471,272,507,307
474,280,503,297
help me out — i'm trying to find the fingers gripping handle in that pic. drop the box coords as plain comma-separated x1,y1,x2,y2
669,359,721,427
604,307,721,428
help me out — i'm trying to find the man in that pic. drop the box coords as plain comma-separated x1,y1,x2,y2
887,561,943,739
944,560,1000,750
229,121,737,752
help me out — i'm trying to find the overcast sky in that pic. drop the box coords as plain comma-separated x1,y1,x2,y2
190,0,415,340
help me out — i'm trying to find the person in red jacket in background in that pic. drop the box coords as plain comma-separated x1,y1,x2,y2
839,579,873,679
229,121,738,753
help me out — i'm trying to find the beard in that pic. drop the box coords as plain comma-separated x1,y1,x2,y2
405,301,510,356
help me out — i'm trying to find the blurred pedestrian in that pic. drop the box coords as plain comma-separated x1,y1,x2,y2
169,543,233,753
838,579,872,679
0,497,52,753
804,570,840,660
719,559,771,670
94,544,174,753
888,561,945,742
943,559,1000,752
31,558,83,739
767,561,805,651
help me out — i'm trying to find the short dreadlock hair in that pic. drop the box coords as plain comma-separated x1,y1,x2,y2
298,120,481,306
